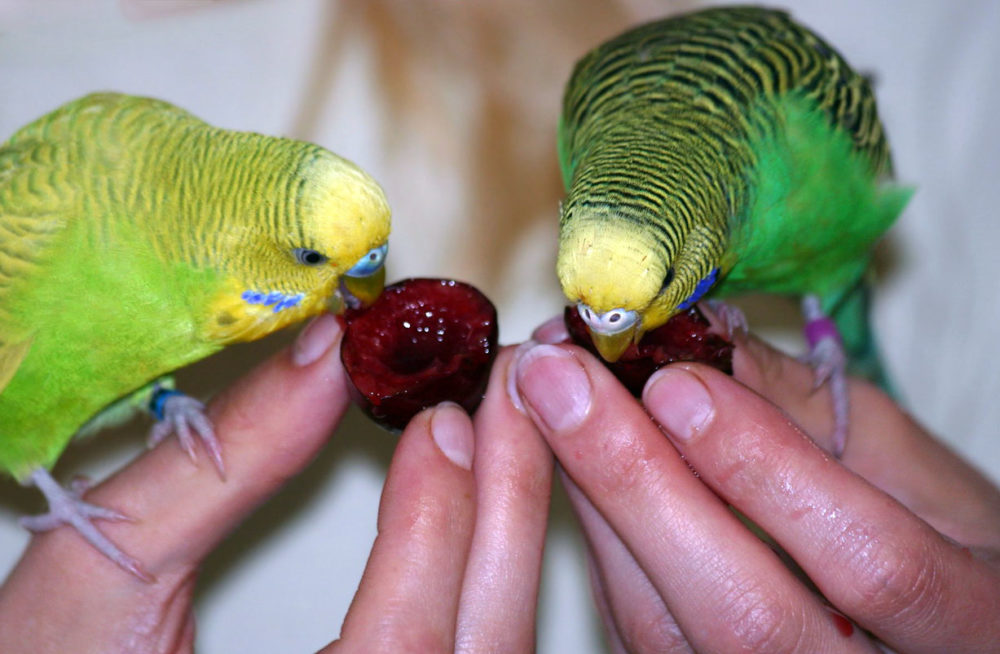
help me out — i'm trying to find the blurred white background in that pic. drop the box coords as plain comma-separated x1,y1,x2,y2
1,1,998,651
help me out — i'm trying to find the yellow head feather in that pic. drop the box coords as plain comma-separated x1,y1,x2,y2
557,207,723,335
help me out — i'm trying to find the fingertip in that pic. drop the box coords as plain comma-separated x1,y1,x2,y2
505,341,536,414
514,344,593,433
642,366,716,443
531,315,569,344
430,402,474,471
292,312,343,367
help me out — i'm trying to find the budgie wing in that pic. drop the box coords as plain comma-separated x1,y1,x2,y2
0,128,75,391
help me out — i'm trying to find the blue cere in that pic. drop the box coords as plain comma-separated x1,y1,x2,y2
676,267,720,311
242,289,304,313
346,243,388,277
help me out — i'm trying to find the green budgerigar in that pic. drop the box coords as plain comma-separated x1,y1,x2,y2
0,93,391,578
557,7,912,455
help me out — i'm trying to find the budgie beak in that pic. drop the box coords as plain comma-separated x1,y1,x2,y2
341,242,389,309
341,264,386,309
588,326,640,362
577,303,641,363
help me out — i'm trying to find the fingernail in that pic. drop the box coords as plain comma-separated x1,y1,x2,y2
431,402,474,470
515,344,592,432
506,340,536,413
642,367,714,441
292,313,342,367
531,316,569,344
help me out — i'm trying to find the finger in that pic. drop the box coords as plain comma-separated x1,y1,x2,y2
715,316,1000,550
0,312,352,645
328,403,477,652
644,363,1000,652
24,313,349,576
531,315,569,344
453,347,554,654
511,343,877,652
561,471,691,654
586,547,632,654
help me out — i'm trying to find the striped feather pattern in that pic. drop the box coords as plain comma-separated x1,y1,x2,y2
0,93,390,478
1,94,330,290
557,6,893,321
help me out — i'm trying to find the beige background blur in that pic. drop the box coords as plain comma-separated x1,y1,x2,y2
1,1,998,651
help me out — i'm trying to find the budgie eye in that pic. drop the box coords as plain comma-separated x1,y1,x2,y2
346,243,388,277
293,248,328,266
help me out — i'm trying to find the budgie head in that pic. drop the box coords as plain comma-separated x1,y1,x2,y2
557,202,722,362
195,145,392,344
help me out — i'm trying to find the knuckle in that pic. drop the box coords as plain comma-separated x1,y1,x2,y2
711,576,809,653
598,449,667,499
723,594,808,653
829,521,943,623
617,606,688,653
491,449,551,506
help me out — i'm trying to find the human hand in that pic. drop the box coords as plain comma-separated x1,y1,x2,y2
327,346,552,653
511,314,1000,653
0,316,553,654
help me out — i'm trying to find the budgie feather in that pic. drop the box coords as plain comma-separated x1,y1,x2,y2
557,6,910,388
0,93,389,479
0,93,390,577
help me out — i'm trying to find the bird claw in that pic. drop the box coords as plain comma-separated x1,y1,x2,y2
147,391,225,479
803,338,846,389
801,295,850,457
21,468,154,582
704,299,748,339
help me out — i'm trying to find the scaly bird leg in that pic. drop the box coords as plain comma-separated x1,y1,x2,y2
20,468,154,582
147,386,225,479
801,295,849,457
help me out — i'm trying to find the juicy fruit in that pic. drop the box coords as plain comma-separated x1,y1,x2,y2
341,278,499,431
565,305,733,396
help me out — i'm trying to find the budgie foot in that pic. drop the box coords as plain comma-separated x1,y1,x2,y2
704,299,749,338
20,468,154,582
801,295,849,458
147,387,225,479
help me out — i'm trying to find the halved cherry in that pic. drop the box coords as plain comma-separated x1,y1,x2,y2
565,305,733,396
341,278,498,431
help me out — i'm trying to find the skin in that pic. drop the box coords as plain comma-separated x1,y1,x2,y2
515,312,1000,653
2,309,998,653
0,319,552,654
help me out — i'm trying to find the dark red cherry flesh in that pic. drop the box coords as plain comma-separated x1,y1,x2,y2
341,278,498,431
565,305,733,396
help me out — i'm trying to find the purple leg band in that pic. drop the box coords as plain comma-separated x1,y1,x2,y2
804,317,842,348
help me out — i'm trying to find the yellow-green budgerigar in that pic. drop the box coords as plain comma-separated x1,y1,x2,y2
557,7,911,455
0,93,390,579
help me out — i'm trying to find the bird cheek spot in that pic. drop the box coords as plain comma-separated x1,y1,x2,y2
241,289,305,313
241,290,265,304
676,267,720,311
